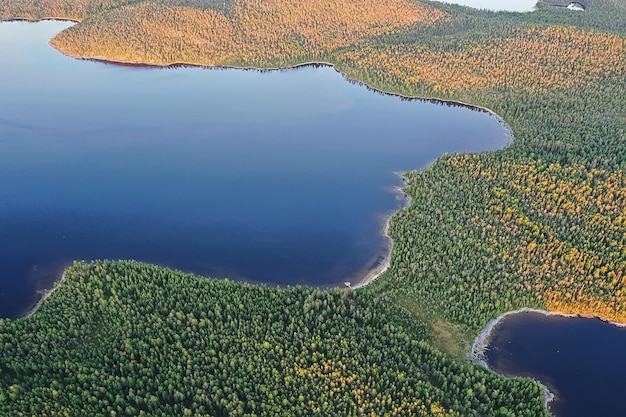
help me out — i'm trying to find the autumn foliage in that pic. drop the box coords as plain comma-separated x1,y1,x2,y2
456,157,626,322
39,0,625,102
51,0,444,66
341,26,625,94
0,0,131,21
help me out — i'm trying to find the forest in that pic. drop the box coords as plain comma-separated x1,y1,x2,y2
0,261,547,416
0,0,625,414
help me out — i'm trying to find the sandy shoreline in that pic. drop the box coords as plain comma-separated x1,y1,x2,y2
350,216,392,289
351,176,411,289
24,271,66,319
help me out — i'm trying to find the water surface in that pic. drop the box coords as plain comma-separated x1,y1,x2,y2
0,20,508,318
486,311,626,417
437,0,537,12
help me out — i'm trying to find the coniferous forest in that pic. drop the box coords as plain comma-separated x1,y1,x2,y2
0,0,624,415
0,261,548,416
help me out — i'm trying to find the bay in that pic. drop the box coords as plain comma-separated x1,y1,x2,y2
0,20,508,318
486,311,626,417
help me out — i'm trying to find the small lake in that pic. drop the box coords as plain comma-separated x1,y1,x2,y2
437,0,537,12
486,311,626,417
0,20,508,318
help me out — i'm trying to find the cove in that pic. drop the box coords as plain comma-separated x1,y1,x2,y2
0,20,508,318
485,311,626,417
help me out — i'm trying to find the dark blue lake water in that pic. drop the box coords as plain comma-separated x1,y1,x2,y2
0,20,508,318
486,311,626,417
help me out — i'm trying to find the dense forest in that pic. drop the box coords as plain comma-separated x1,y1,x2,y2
0,261,549,416
1,0,625,414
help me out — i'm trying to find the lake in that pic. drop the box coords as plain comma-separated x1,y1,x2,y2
486,311,626,417
0,20,508,318
437,0,537,12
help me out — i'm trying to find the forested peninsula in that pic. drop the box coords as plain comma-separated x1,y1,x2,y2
1,0,625,415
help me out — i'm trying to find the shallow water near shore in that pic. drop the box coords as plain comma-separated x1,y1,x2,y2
0,20,508,318
486,311,626,417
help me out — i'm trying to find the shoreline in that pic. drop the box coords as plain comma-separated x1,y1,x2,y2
42,31,512,291
17,16,513,142
32,17,511,292
350,210,393,289
471,307,626,409
5,18,513,314
0,17,79,23
472,307,626,364
23,271,66,319
351,174,411,289
60,54,515,141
